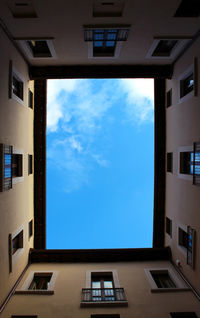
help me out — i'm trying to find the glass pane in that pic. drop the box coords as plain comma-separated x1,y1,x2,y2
94,31,104,40
106,41,115,47
4,154,12,178
107,32,117,40
94,41,103,47
92,281,101,288
104,280,113,288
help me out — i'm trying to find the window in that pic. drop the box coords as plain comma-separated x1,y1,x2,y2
16,271,58,294
91,274,115,301
91,315,120,318
12,230,23,255
193,142,200,185
29,220,33,238
180,73,194,98
167,88,172,107
151,271,176,288
178,226,195,268
26,40,52,58
167,152,173,173
81,270,127,306
9,226,24,273
171,313,198,318
152,40,178,57
0,144,12,191
12,74,23,101
28,154,33,175
180,151,193,174
84,26,129,58
145,268,188,292
174,0,200,17
28,273,52,290
178,227,188,249
28,89,33,108
166,217,172,237
93,0,124,17
12,154,23,177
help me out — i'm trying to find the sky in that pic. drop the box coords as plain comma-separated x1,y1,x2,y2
47,78,154,249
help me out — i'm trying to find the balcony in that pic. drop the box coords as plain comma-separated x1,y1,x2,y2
81,288,128,307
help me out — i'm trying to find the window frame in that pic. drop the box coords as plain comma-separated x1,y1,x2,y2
9,61,25,106
178,59,198,104
28,220,33,239
28,154,33,175
17,38,57,60
167,152,173,173
84,25,129,59
178,146,193,181
144,268,189,292
9,225,24,273
15,270,58,295
0,144,13,192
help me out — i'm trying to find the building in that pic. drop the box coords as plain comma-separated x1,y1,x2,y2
0,0,200,317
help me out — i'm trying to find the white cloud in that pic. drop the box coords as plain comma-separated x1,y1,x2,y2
47,79,154,192
47,79,78,131
120,79,154,123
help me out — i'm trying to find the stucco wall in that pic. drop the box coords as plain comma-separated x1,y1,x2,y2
0,27,34,305
1,261,199,318
165,37,200,292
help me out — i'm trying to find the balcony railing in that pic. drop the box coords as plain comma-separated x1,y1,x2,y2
81,288,127,306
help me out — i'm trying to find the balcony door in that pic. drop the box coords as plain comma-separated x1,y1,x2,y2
92,275,115,301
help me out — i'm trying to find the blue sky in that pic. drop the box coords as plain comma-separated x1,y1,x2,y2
47,79,154,249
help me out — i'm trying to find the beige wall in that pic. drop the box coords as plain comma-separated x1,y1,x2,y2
1,261,199,318
165,37,200,292
0,27,34,305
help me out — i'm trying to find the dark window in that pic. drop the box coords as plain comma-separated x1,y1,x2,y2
167,152,173,172
180,73,194,98
166,217,172,237
29,220,33,238
28,273,52,290
28,89,33,108
174,0,200,17
187,226,195,267
178,228,188,249
12,154,23,177
171,313,198,318
180,152,193,174
91,274,115,301
152,40,178,57
167,89,172,107
28,154,33,175
12,230,23,255
0,144,12,192
12,75,23,100
150,271,176,288
26,40,52,58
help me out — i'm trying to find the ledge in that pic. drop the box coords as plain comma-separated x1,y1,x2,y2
81,301,128,307
15,290,54,295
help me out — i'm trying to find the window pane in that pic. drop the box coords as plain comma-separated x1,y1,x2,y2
106,41,115,47
94,41,103,47
4,154,12,178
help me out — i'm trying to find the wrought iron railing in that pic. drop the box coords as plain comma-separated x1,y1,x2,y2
81,288,127,303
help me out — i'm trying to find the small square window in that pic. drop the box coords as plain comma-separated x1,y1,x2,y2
167,89,172,107
152,40,178,57
166,217,172,237
29,273,52,290
180,73,194,98
12,230,23,255
174,0,200,17
167,152,173,173
12,75,23,101
12,154,23,178
180,152,193,174
28,154,33,175
29,220,33,238
178,228,188,249
150,271,176,288
28,89,33,108
26,40,52,58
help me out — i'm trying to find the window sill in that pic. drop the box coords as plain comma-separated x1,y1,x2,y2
15,290,54,295
151,287,190,293
81,300,128,307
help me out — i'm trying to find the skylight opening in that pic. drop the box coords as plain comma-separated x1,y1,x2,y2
47,79,154,249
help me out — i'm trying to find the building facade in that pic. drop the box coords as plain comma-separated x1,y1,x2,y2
0,0,200,317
